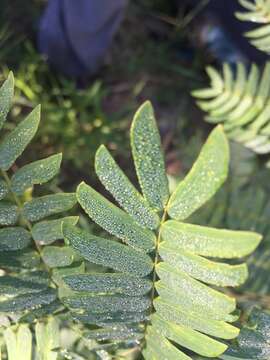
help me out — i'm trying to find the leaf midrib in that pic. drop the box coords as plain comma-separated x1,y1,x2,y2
149,206,168,320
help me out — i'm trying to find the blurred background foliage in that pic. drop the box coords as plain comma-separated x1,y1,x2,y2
0,0,206,190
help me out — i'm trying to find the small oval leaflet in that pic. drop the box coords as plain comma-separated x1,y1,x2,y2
63,273,152,296
0,203,18,226
0,227,31,251
95,144,160,230
0,105,41,171
22,193,77,222
76,182,155,252
168,126,229,220
62,223,153,277
161,220,262,258
11,153,62,195
130,101,169,211
0,72,14,131
32,216,79,244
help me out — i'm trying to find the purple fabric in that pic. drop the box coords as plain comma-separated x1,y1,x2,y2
38,0,128,77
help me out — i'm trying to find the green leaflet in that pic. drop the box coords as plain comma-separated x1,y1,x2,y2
0,288,57,312
63,273,152,296
0,179,8,200
167,126,229,220
36,318,59,360
52,262,85,281
19,300,62,323
0,105,40,171
0,203,18,225
95,145,160,229
84,325,144,342
154,298,239,339
159,243,248,286
0,249,40,269
155,284,238,322
161,220,262,258
0,272,49,295
144,326,191,360
62,223,153,277
4,324,32,360
191,66,224,100
150,314,228,358
11,153,62,195
130,101,169,210
63,294,151,313
0,72,14,131
72,310,149,326
0,227,31,251
22,193,76,222
156,262,236,318
196,64,233,114
41,246,76,268
76,182,155,252
32,216,79,244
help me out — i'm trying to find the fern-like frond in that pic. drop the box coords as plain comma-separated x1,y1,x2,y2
236,0,270,53
0,73,77,321
192,62,270,154
62,101,261,359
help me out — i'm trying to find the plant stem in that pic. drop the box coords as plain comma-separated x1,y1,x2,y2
149,206,168,317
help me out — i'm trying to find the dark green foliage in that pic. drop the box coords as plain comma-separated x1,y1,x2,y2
221,308,270,359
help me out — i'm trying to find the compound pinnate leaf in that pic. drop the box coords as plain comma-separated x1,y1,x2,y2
63,273,152,296
95,145,160,229
22,193,76,222
0,227,31,251
76,182,155,252
0,105,40,171
62,223,153,277
192,62,270,155
0,72,14,131
11,153,62,195
161,220,262,258
32,216,79,244
0,203,18,225
130,101,169,211
168,126,229,220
